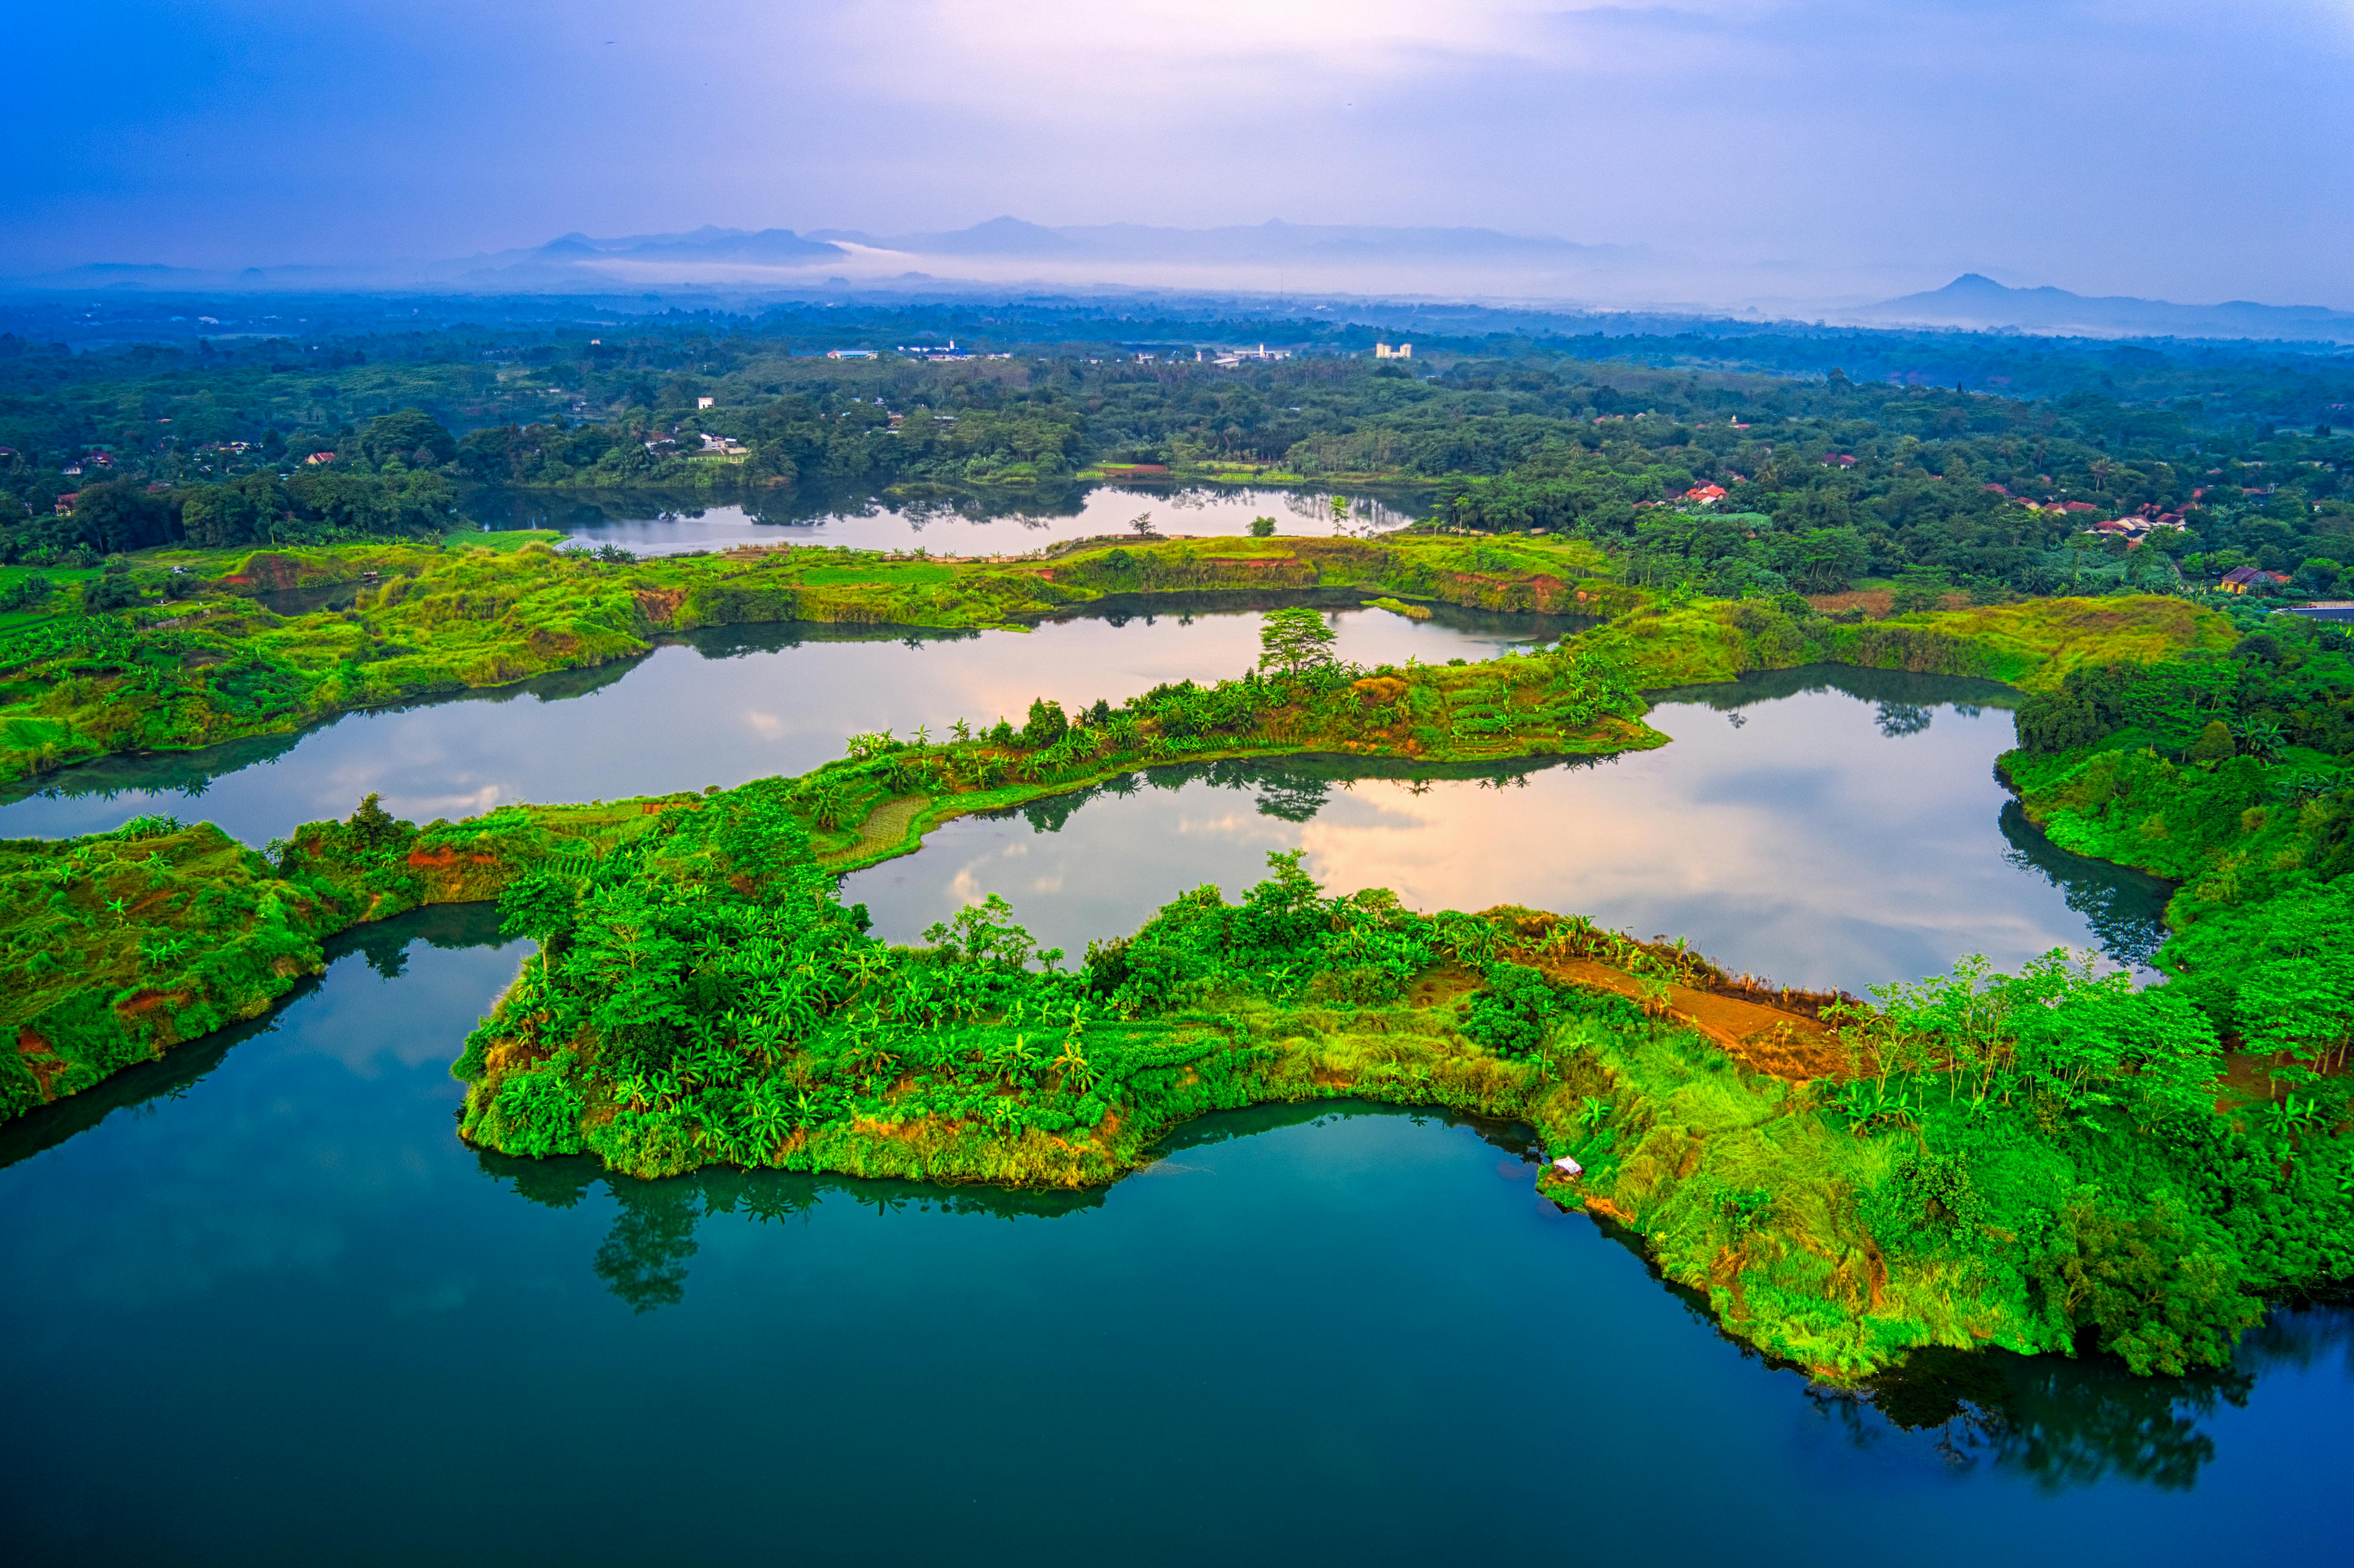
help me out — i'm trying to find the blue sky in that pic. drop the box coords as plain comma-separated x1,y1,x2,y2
10,0,2353,306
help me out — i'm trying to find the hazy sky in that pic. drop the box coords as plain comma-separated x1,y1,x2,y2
12,0,2353,306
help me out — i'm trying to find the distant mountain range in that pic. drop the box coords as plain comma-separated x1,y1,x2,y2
806,216,1612,264
1856,273,2354,342
14,228,2354,344
10,217,1630,297
495,216,1617,274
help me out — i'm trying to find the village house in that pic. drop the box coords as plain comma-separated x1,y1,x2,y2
2219,565,2285,594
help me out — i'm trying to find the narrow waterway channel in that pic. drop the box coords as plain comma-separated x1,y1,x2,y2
0,601,1567,844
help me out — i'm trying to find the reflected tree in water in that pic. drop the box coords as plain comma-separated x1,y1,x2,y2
1874,702,1935,738
484,1150,1116,1311
1845,1343,2254,1492
594,1183,703,1314
1251,774,1331,821
1998,800,2171,968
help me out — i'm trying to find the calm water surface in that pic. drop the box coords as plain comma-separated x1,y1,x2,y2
843,667,2168,993
8,618,2325,1565
495,482,1422,556
3,909,2348,1565
0,603,1559,845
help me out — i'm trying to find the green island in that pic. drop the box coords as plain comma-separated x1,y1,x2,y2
12,556,2354,1384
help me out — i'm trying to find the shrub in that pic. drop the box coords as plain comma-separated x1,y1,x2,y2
1462,960,1559,1058
1022,697,1068,748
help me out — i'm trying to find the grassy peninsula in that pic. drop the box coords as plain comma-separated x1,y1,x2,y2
0,531,1629,784
444,598,2354,1381
10,587,2347,1387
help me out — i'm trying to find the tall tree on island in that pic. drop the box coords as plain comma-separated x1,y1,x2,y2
1258,606,1338,676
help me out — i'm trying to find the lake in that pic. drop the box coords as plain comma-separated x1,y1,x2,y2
10,609,2329,1568
481,482,1425,556
840,665,2168,994
3,909,2347,1566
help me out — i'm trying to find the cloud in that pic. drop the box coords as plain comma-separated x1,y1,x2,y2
5,0,2351,305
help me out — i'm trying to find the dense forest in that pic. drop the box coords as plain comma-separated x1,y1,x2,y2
2,296,2350,601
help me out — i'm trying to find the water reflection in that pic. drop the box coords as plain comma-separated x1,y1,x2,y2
480,481,1427,556
844,680,2169,994
0,901,507,1174
1832,1303,2354,1493
0,601,1558,844
1647,662,2025,716
1998,801,2174,968
1844,1343,2253,1491
11,879,2354,1563
482,1147,1123,1314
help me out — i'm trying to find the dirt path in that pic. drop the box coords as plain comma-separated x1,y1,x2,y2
1542,957,1852,1081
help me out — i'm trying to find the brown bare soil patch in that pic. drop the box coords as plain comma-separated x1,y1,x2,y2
17,1028,62,1100
232,552,305,590
2213,1047,2350,1116
633,588,685,626
404,845,501,869
1806,589,1971,617
1577,1193,1634,1226
1543,957,1851,1081
116,988,189,1020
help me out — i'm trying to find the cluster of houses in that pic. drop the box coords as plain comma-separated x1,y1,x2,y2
1129,344,1296,366
2078,509,2190,546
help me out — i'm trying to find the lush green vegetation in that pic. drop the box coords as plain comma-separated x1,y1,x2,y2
0,518,2230,789
0,618,1652,1117
8,299,2351,603
0,531,1634,783
1580,592,2236,692
0,792,684,1118
438,596,2354,1382
2005,602,2354,978
8,568,2350,1386
445,744,2354,1382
